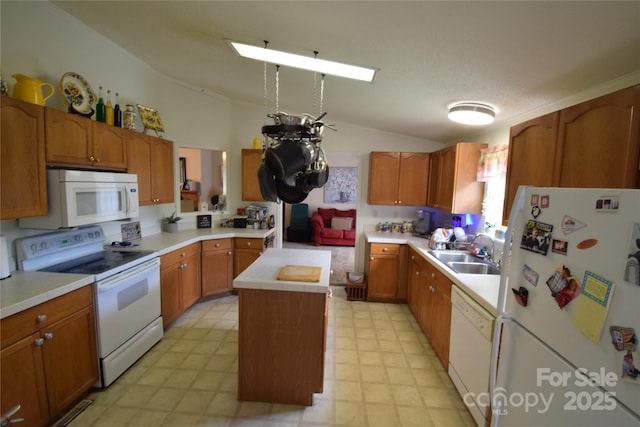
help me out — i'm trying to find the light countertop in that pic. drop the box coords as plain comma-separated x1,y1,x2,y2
365,231,500,315
233,248,331,294
1,227,276,319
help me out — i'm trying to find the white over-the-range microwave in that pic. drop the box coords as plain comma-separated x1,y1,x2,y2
19,169,140,229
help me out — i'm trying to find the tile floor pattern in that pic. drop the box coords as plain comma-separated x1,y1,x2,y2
70,287,476,426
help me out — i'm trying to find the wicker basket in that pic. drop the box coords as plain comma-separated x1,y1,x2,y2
346,272,367,301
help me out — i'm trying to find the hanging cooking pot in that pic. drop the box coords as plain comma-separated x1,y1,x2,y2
276,178,308,204
265,141,308,180
258,162,278,202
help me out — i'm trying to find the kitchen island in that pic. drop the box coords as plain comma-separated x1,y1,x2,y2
233,248,331,406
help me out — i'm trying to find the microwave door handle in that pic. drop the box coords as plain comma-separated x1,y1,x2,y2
125,185,131,214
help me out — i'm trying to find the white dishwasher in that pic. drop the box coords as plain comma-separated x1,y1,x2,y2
448,285,495,427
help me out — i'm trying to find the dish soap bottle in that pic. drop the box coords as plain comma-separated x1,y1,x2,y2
96,86,106,122
105,90,114,125
113,92,122,127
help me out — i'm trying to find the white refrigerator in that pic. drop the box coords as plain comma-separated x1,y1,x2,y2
490,187,640,426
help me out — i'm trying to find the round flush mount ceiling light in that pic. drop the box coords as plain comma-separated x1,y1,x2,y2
448,102,496,125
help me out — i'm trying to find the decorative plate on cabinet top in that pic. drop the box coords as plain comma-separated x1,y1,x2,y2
136,104,165,136
58,72,96,115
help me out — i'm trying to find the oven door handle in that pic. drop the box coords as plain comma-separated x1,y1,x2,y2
97,258,160,292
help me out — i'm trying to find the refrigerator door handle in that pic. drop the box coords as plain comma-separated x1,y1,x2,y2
489,315,512,427
497,185,529,314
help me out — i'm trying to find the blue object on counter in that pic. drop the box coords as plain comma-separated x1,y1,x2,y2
111,241,138,247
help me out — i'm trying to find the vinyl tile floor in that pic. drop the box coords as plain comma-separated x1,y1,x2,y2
69,287,475,426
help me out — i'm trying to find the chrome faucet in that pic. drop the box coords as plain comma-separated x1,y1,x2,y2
470,233,495,262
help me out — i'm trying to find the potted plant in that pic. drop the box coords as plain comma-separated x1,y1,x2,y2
161,211,182,233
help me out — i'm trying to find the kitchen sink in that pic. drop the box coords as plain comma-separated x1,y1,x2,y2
446,261,501,276
428,250,476,263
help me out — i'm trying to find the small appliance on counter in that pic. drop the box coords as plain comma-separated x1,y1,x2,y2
413,209,432,237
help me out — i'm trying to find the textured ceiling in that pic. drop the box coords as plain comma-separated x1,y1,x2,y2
53,1,640,142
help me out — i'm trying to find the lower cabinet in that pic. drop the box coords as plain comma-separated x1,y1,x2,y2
407,248,452,368
365,243,408,302
160,243,201,328
0,286,98,427
234,238,264,277
202,239,233,297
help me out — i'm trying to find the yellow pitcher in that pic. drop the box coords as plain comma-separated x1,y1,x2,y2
12,74,54,106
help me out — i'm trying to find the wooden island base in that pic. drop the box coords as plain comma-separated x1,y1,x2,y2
237,288,328,406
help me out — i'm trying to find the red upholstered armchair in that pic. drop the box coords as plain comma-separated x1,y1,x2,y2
311,208,356,246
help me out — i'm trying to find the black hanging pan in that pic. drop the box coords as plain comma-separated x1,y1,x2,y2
258,162,278,202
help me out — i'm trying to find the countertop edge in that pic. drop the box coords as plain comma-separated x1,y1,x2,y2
1,228,277,318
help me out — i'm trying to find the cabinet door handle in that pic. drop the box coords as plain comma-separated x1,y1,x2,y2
89,156,95,162
382,247,388,252
247,242,252,246
180,263,187,269
370,256,374,261
181,252,186,257
215,243,221,248
95,157,101,163
34,338,44,346
43,332,54,341
227,251,232,255
36,314,47,323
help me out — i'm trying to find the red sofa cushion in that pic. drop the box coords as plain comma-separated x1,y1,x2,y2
343,229,356,240
317,207,336,228
322,228,344,239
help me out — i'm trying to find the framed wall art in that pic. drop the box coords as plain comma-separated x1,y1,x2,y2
324,167,358,204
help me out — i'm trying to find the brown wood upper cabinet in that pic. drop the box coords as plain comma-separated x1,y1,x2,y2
427,142,487,214
45,108,127,170
127,132,175,205
1,97,48,220
242,149,265,202
368,152,430,206
502,112,560,222
503,85,640,224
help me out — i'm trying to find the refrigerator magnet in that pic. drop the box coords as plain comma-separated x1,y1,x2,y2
561,215,586,235
553,276,581,309
621,350,640,380
595,195,620,213
623,230,640,286
546,264,572,296
512,287,529,307
531,205,541,219
540,194,550,208
521,220,553,255
577,238,598,250
522,264,539,287
609,326,637,352
551,238,568,256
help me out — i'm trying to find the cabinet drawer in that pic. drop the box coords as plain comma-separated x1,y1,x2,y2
1,285,93,349
202,238,232,252
370,243,400,255
161,243,201,269
234,238,263,249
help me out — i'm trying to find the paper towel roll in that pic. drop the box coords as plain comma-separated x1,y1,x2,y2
0,235,11,279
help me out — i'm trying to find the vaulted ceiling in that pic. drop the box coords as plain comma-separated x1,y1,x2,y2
53,1,640,142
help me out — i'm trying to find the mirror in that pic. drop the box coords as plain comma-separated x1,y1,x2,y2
178,147,226,214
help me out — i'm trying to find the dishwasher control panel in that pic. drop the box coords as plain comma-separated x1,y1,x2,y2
451,286,495,341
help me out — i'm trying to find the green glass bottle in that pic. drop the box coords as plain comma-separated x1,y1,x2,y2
96,86,106,123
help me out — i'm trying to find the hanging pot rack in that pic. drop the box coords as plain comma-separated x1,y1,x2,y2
258,44,335,203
